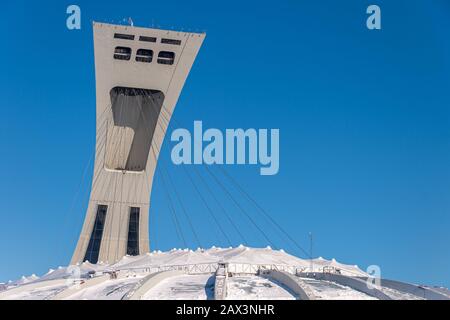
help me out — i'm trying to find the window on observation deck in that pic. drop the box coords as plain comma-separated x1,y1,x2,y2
114,33,135,40
113,46,131,60
139,35,156,42
136,49,153,63
161,38,181,45
127,207,140,256
157,51,175,65
83,205,108,264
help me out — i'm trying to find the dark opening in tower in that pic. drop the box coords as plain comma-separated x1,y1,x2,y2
105,86,165,172
83,205,108,263
127,207,140,256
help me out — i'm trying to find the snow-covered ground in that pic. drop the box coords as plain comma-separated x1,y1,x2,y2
64,276,145,300
1,246,446,300
142,274,214,300
226,276,296,300
299,278,376,300
378,285,424,300
1,282,68,300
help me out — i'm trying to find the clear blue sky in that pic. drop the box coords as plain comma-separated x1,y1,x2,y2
0,0,449,287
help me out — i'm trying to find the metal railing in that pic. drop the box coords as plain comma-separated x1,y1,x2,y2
117,262,307,276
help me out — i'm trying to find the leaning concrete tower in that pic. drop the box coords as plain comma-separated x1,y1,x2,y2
71,22,205,264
